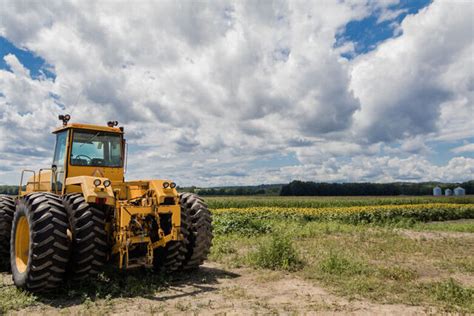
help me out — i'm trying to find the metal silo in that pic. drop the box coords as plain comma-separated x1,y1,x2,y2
445,188,453,196
454,187,466,196
433,186,442,196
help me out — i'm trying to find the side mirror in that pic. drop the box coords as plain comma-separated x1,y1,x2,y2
51,165,58,173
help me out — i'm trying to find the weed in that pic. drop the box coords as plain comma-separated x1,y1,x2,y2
318,252,369,276
0,285,37,314
210,236,236,259
377,266,417,281
248,234,303,271
222,286,250,299
175,301,191,311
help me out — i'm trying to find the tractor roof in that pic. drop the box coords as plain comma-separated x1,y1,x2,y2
53,123,123,134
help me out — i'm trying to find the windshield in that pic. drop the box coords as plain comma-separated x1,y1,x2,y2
71,130,122,167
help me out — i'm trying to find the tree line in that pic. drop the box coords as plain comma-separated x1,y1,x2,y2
2,181,473,196
186,184,282,196
279,180,474,196
0,185,19,195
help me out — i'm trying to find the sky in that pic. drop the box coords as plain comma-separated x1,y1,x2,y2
0,0,473,187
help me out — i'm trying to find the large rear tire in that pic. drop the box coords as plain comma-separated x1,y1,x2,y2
179,193,213,270
10,193,69,292
153,193,212,273
153,211,189,273
0,196,15,270
63,194,108,280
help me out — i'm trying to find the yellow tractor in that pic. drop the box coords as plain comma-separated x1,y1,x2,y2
0,115,212,292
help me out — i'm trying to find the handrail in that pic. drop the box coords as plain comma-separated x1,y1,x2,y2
19,170,36,196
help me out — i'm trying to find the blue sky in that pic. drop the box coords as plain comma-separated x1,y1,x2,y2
0,37,55,80
336,0,432,58
0,0,472,186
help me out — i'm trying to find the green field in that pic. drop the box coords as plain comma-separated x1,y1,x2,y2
209,195,474,312
206,195,474,208
1,195,473,314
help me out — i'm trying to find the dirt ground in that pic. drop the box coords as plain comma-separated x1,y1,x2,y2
7,262,436,315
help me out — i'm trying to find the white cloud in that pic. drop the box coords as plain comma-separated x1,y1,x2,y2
0,0,472,186
351,0,473,143
278,156,474,184
452,143,474,154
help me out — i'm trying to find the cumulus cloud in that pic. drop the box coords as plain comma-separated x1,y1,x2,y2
0,0,472,186
278,156,474,184
351,0,473,143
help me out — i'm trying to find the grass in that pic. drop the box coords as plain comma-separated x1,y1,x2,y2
0,284,37,314
410,219,474,233
210,205,474,312
429,279,474,311
0,267,170,314
318,252,370,277
2,195,473,313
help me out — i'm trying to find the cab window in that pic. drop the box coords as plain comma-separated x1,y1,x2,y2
70,130,122,167
52,130,68,191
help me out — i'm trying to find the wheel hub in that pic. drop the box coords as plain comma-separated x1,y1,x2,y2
15,216,30,273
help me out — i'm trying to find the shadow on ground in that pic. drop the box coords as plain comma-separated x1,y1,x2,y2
33,265,240,309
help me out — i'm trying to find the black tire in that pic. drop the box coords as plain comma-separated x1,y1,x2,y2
63,194,108,280
179,193,213,270
0,196,15,270
153,211,189,273
10,193,69,292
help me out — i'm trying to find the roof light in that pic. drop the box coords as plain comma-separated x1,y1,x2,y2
93,179,101,187
59,114,71,126
163,182,170,189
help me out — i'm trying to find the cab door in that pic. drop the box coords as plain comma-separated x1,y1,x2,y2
51,130,68,193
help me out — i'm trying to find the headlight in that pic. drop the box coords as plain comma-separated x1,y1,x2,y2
163,182,170,188
103,180,111,187
170,182,176,189
93,179,101,187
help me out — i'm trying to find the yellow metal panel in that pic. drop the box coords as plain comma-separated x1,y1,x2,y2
65,176,115,205
129,236,151,244
149,180,179,204
67,165,124,183
23,170,52,194
121,206,153,214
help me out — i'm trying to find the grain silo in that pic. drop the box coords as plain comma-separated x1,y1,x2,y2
445,188,453,196
454,187,466,196
433,186,442,196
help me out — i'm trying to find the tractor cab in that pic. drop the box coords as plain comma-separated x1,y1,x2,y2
19,115,125,195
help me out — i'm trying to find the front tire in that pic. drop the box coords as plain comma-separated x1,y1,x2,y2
63,194,108,280
10,193,69,292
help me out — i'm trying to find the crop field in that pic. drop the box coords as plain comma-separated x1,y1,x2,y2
1,195,473,314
